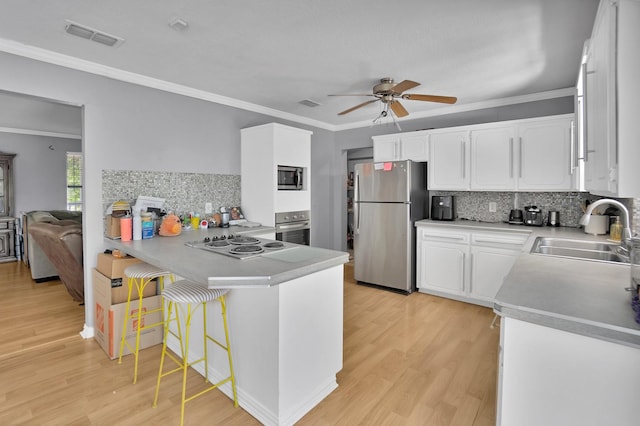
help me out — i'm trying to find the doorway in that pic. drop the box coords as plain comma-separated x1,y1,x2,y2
345,148,373,260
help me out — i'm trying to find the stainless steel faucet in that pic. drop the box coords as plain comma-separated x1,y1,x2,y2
580,199,634,254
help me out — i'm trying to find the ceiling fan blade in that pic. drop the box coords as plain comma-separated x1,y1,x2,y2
328,94,375,97
389,101,409,117
402,94,458,104
391,80,420,94
338,99,379,115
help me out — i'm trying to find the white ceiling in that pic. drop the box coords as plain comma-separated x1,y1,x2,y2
0,0,598,131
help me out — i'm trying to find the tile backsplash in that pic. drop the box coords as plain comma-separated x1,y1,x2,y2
431,191,637,230
102,170,240,215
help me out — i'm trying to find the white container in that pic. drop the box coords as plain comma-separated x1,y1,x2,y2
584,215,608,235
133,210,142,241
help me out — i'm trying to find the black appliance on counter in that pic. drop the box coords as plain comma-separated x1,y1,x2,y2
431,195,456,221
524,205,544,226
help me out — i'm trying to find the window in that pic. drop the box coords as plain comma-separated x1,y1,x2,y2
66,152,82,211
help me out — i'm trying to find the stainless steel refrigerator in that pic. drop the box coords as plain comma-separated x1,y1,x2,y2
353,160,427,293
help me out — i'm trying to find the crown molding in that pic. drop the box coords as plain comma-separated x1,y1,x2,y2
0,38,575,134
0,126,81,139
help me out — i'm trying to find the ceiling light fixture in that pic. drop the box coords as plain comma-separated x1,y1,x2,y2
64,20,124,47
168,17,189,31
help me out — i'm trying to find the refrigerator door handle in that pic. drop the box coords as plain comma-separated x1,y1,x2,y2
354,172,360,234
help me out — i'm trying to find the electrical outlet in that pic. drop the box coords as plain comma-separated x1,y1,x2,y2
489,202,497,213
205,202,213,214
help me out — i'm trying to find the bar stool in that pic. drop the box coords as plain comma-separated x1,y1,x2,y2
153,280,238,426
118,262,175,383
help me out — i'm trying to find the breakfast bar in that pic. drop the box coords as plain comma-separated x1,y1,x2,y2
105,226,349,426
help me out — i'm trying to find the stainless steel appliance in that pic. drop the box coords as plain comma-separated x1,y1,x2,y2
547,210,561,227
524,205,544,226
186,235,296,260
275,210,310,246
431,195,455,220
353,160,427,293
277,165,304,190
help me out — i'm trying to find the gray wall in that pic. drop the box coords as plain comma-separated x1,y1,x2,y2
0,132,81,214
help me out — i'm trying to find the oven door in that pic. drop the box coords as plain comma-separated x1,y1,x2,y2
275,221,310,245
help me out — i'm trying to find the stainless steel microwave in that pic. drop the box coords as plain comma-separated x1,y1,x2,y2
278,165,304,190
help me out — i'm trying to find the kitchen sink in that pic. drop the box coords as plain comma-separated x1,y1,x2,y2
530,237,629,264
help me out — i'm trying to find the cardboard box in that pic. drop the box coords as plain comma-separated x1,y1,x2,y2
104,214,121,239
92,268,156,305
93,268,162,360
96,252,142,286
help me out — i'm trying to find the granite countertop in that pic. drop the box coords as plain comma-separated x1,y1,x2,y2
103,225,349,289
415,219,640,349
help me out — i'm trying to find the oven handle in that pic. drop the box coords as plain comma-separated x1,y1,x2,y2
275,221,310,231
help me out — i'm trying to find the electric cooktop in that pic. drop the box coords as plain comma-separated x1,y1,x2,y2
186,235,296,260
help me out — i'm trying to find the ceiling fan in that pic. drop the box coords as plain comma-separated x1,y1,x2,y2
329,78,457,118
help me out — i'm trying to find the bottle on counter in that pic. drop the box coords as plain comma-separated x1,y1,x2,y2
133,209,142,241
141,212,153,239
610,216,622,242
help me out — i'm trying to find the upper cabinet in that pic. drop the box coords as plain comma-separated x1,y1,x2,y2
0,154,16,217
429,129,469,190
428,115,575,192
372,132,428,162
241,123,312,225
582,0,640,197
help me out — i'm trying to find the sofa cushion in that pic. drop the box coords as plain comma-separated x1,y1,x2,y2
29,211,58,223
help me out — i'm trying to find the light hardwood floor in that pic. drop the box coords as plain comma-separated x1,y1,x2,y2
0,261,499,425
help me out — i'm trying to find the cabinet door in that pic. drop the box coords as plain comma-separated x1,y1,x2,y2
417,228,469,296
584,1,617,195
400,134,428,162
428,130,469,190
517,118,575,191
470,246,519,303
373,137,400,162
470,125,516,190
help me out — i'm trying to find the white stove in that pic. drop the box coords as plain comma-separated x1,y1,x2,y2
186,235,296,260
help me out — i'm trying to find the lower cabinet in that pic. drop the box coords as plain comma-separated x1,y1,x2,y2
417,225,528,307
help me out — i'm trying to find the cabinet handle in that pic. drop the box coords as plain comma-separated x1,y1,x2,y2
461,140,466,179
424,235,466,242
569,123,575,175
581,62,590,162
509,138,514,178
474,239,523,246
518,137,523,178
354,173,360,235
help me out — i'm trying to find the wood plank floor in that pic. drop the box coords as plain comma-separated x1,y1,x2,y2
0,261,499,425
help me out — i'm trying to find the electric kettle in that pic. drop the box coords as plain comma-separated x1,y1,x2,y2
523,205,543,226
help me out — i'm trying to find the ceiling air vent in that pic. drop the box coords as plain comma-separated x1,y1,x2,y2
299,99,322,108
64,20,124,47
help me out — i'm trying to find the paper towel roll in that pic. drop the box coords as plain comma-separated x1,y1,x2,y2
584,215,608,235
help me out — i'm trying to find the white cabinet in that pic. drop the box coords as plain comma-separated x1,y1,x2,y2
428,130,469,190
416,224,528,307
470,125,516,190
417,228,469,297
241,123,312,226
498,317,640,426
428,115,575,191
373,132,428,162
583,0,640,197
469,232,528,305
517,117,575,191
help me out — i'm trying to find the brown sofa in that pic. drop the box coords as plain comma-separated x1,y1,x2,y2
22,210,82,281
27,221,84,302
